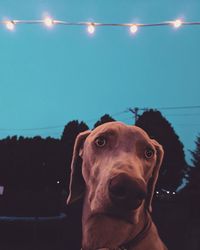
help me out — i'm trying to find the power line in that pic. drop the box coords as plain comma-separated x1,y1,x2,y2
0,125,64,131
164,113,200,117
157,105,200,110
128,105,200,123
0,105,200,132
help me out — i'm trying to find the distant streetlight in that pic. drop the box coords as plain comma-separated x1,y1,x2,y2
0,186,4,195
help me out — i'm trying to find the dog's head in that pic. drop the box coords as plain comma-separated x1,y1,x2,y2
67,122,164,217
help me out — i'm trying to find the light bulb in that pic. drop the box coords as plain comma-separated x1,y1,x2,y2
5,21,15,30
173,19,182,28
44,17,54,27
87,23,95,34
130,24,138,34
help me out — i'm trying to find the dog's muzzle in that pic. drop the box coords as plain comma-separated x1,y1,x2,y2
108,173,147,210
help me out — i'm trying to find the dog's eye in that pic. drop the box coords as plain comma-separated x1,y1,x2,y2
144,147,154,159
94,136,106,147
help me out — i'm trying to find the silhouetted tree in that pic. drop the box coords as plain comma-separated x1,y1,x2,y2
136,109,187,191
186,134,200,193
0,135,62,216
61,120,89,192
93,114,115,128
191,134,200,168
61,120,89,144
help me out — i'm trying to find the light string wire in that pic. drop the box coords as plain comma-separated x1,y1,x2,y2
1,18,200,32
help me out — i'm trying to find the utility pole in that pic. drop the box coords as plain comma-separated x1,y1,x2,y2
128,107,139,124
128,107,148,124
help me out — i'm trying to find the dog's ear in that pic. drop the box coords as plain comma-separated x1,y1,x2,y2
146,139,164,213
67,130,91,205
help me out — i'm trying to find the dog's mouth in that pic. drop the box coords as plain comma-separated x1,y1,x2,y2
90,209,136,225
90,199,144,225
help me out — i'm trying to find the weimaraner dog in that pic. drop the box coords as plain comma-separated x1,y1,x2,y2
67,122,167,250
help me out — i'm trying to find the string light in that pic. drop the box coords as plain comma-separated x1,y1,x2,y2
43,17,54,27
0,18,200,35
5,20,15,31
172,19,182,28
130,24,138,34
87,23,95,34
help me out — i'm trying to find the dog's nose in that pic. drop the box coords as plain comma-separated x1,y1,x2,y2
108,173,147,210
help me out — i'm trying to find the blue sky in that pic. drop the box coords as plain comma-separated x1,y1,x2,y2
0,0,200,163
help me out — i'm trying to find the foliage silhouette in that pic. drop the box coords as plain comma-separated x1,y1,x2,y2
0,135,63,216
136,109,187,191
185,134,200,193
93,114,115,128
61,120,89,194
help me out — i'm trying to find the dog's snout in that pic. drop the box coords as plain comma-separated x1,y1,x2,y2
108,173,146,210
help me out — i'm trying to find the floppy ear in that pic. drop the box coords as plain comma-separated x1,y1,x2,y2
67,130,91,205
146,139,164,213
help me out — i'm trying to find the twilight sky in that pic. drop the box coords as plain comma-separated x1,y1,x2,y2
0,0,200,163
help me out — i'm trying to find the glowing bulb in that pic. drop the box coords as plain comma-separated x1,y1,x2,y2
173,19,182,28
5,21,15,31
87,23,95,34
130,24,138,34
44,17,54,27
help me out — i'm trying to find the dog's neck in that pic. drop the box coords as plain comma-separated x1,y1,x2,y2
81,191,151,250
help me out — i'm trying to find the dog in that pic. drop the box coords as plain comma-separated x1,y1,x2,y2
67,121,167,250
